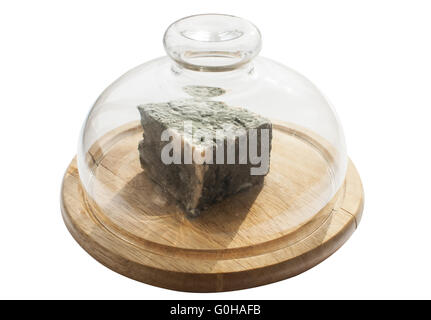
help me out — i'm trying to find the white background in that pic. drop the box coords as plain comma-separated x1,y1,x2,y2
1,0,430,299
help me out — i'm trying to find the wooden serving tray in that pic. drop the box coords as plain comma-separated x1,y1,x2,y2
61,121,363,292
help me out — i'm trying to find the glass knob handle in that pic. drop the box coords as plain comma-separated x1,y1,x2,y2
163,14,262,72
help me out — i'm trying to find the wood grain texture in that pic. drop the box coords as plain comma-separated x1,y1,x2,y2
61,121,364,292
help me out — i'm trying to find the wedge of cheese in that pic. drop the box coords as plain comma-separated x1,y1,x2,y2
137,98,272,216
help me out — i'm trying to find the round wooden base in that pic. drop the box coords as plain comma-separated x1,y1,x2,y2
61,123,363,292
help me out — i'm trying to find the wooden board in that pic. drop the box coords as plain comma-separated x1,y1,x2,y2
61,121,364,292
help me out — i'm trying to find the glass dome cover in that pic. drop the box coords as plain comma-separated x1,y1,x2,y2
77,14,347,250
